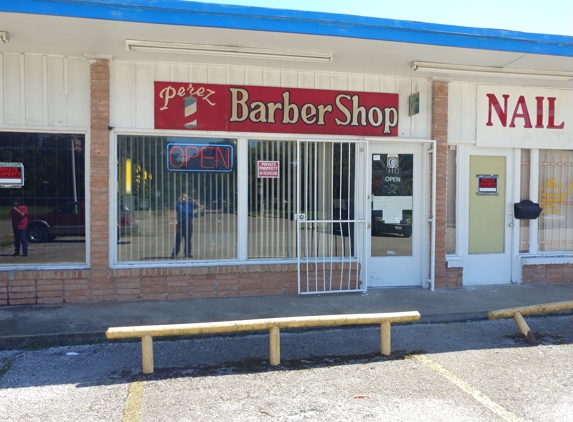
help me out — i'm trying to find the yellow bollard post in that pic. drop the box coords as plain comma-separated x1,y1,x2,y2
381,321,391,356
513,312,538,346
269,325,280,366
142,335,154,374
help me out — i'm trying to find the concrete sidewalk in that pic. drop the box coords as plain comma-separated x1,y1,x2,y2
0,283,571,349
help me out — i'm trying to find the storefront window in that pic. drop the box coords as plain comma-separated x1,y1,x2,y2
519,149,531,253
446,147,457,254
116,136,237,262
247,140,357,260
538,149,573,252
248,140,297,258
0,132,86,264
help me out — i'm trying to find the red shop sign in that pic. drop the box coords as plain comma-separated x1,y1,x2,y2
154,82,399,136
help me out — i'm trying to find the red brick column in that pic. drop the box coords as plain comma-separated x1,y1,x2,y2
431,80,462,288
89,59,114,302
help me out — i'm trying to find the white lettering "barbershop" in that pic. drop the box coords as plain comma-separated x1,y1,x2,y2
229,88,398,134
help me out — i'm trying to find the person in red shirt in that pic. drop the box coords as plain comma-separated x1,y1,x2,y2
10,198,28,257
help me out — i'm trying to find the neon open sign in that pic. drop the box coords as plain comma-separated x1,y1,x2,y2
167,143,234,173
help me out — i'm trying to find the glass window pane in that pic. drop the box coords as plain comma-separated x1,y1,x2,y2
538,149,573,252
248,139,297,259
371,153,413,257
247,140,357,260
117,136,237,262
446,147,456,254
519,149,530,253
0,132,86,264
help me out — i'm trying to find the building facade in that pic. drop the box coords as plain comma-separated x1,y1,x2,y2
0,1,571,305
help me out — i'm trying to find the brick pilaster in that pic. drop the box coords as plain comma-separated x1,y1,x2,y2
431,80,462,288
89,59,113,300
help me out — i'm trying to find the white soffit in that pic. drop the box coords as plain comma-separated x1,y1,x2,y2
0,12,571,88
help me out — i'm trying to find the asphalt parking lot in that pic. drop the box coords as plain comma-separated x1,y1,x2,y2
0,315,571,421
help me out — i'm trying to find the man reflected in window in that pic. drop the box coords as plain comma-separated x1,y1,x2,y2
172,193,200,259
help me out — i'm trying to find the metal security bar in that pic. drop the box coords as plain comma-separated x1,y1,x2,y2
297,140,367,294
247,140,297,259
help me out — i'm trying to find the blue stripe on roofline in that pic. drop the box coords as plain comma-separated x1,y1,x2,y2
1,0,571,57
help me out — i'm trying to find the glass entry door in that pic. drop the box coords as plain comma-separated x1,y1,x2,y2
368,144,424,287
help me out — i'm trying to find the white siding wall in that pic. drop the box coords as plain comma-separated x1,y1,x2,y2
0,53,89,130
112,61,431,139
448,82,477,143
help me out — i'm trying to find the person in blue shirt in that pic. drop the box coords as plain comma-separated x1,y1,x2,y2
172,193,200,258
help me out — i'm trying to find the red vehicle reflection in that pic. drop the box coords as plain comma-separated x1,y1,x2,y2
27,202,138,243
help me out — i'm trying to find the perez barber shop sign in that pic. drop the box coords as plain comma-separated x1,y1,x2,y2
154,82,399,136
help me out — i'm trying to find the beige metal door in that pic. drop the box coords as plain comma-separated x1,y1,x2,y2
462,148,514,284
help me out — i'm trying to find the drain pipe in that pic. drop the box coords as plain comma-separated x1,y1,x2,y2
427,140,436,292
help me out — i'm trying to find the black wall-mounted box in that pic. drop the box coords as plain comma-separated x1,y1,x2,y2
514,200,542,219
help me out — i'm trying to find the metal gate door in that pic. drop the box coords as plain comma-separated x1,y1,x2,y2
297,140,367,294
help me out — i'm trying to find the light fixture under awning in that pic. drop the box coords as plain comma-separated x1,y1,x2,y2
126,40,333,63
411,61,572,81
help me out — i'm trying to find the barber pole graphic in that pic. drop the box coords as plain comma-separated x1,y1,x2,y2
184,95,198,129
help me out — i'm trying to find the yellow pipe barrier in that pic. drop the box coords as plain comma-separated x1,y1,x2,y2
488,301,573,320
488,301,572,346
106,311,420,374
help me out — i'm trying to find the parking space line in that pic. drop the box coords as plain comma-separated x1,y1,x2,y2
123,381,143,422
407,354,521,422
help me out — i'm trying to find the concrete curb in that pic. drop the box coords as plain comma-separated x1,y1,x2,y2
2,309,571,351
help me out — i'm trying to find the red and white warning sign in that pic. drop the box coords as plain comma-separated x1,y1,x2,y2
477,175,498,194
257,161,280,178
0,163,24,188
